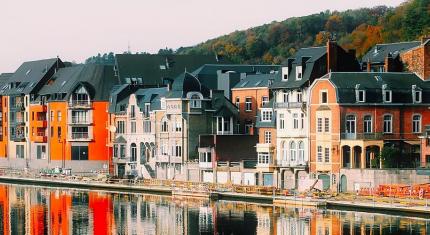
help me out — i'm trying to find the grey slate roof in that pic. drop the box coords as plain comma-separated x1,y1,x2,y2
271,47,327,89
361,41,421,64
0,73,12,95
328,72,430,104
108,85,168,113
233,73,278,89
38,64,117,101
167,72,209,98
211,91,239,118
6,58,62,95
115,54,228,87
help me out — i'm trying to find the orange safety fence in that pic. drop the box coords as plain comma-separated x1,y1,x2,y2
358,183,430,199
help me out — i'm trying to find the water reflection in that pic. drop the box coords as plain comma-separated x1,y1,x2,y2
0,184,428,234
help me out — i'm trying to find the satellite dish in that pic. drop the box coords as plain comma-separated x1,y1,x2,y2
109,126,117,133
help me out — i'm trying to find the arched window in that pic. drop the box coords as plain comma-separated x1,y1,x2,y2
412,114,421,133
140,142,145,164
130,143,137,162
290,141,296,162
383,114,392,133
161,117,169,132
190,94,202,108
298,141,304,163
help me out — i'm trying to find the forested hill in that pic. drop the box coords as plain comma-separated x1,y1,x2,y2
175,0,430,64
86,0,430,65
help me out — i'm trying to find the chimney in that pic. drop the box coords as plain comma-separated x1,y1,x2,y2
327,40,338,73
384,54,394,72
366,59,371,72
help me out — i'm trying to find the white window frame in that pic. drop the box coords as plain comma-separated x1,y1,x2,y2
245,97,252,111
320,90,328,104
258,152,270,165
261,96,269,107
363,115,372,133
293,113,299,129
356,90,366,103
383,114,393,134
264,131,271,144
383,90,392,103
324,147,330,163
261,110,273,122
413,90,422,103
279,114,285,129
317,146,323,162
412,114,421,133
317,118,322,133
296,66,302,80
282,67,289,81
324,117,330,132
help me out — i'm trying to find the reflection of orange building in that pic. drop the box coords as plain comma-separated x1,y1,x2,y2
89,192,113,235
30,204,46,235
0,185,10,234
310,212,341,235
50,192,71,235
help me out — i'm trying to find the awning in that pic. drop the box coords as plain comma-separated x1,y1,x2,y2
404,140,420,145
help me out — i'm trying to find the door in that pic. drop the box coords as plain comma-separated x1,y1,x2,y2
345,115,356,139
117,164,125,178
263,173,273,186
318,174,330,191
340,175,347,193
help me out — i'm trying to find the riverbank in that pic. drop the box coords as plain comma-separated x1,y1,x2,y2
0,175,428,216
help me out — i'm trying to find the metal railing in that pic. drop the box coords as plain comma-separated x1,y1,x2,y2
69,100,91,107
71,132,90,139
275,102,306,109
70,117,90,124
341,132,383,140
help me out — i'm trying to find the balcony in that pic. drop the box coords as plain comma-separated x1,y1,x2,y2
68,100,91,109
69,132,91,141
35,120,47,128
275,102,306,109
341,132,383,140
199,162,212,168
12,134,25,141
278,160,308,168
113,157,131,164
69,117,91,125
34,135,47,143
156,155,169,163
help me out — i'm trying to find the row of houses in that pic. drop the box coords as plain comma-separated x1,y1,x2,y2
1,37,429,192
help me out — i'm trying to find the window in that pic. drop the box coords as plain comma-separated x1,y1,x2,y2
297,92,302,102
282,67,288,81
160,98,166,109
130,105,135,118
301,113,305,129
324,147,330,162
131,122,136,133
72,110,88,124
383,90,392,103
289,141,296,161
412,115,421,133
357,90,365,102
144,103,150,116
36,145,46,160
245,124,253,134
279,114,285,129
298,141,304,162
120,145,126,158
57,127,61,138
174,145,182,157
161,118,168,132
190,94,201,108
71,146,88,160
16,145,24,159
71,127,88,139
143,120,151,133
57,111,62,121
317,118,322,132
261,110,273,122
50,111,54,121
245,97,252,111
130,143,137,162
161,141,168,155
321,91,328,104
199,152,212,163
117,121,125,134
383,114,392,133
317,146,322,162
258,152,270,165
262,96,269,107
413,90,422,103
345,115,356,134
296,66,302,80
283,92,289,103
293,113,299,129
324,118,330,132
235,97,240,109
264,131,271,144
173,121,181,132
364,115,372,133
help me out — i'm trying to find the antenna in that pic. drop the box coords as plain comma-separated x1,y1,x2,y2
127,41,131,54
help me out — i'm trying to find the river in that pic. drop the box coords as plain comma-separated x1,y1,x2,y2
0,183,428,234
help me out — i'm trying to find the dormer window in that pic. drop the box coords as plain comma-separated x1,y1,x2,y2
356,90,365,102
190,94,201,108
282,67,289,81
144,103,150,116
296,66,302,80
160,98,166,109
261,110,273,122
320,91,328,104
383,90,392,103
412,85,422,103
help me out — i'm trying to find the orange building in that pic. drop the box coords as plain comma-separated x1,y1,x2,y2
231,74,275,134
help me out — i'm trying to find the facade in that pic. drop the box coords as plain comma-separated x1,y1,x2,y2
231,74,276,135
198,134,258,185
309,72,430,191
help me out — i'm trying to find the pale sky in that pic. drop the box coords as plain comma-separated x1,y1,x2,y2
1,0,405,72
